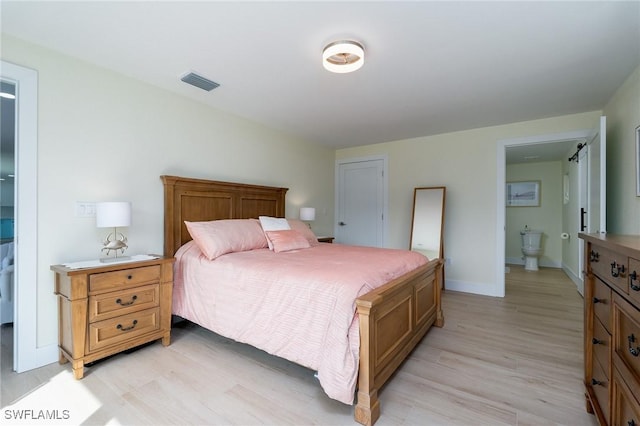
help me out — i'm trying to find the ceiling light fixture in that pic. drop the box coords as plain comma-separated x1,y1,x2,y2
322,40,365,73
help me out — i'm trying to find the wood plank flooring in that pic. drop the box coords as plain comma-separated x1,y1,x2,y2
1,266,598,425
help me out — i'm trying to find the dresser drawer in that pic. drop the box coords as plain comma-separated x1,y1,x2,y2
613,367,640,426
629,257,640,308
593,316,611,377
88,307,160,352
591,245,629,295
591,354,611,424
88,284,159,323
89,265,161,294
614,293,640,386
594,277,613,333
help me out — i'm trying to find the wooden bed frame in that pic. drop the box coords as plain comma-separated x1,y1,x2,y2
161,175,444,426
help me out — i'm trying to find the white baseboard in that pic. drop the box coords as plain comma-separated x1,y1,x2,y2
505,257,562,269
562,263,584,296
445,279,502,297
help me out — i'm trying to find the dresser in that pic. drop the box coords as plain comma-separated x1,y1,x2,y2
580,233,640,425
51,256,174,379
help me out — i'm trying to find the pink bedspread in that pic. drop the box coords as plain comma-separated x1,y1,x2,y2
172,241,428,404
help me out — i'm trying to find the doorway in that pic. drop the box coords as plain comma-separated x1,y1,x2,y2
1,60,46,373
496,120,605,298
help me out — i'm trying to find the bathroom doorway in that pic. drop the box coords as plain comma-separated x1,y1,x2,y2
496,117,606,297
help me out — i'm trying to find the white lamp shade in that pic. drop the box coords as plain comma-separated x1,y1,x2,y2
96,202,131,228
300,207,316,221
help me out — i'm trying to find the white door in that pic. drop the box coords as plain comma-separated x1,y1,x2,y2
577,116,606,295
336,158,386,247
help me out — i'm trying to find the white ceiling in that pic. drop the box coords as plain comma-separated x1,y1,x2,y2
2,1,639,156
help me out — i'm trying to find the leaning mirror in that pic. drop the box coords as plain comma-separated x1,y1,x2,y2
409,187,446,260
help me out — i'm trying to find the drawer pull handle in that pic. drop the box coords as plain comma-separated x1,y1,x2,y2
592,337,602,345
611,261,626,278
629,334,640,357
631,271,640,291
591,378,603,386
116,320,138,332
590,250,600,262
593,297,601,304
115,295,137,306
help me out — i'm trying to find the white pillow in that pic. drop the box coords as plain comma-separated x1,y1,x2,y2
259,216,290,250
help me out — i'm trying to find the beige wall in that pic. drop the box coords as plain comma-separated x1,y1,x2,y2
337,111,602,295
2,36,336,348
505,161,563,268
605,65,640,234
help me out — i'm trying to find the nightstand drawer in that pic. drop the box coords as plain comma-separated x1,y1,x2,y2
88,307,160,352
89,284,159,322
89,265,161,294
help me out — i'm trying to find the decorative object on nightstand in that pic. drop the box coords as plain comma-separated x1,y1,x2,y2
51,256,174,379
300,207,316,229
96,201,131,262
317,236,334,243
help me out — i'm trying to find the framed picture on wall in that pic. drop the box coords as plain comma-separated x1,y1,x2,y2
636,125,640,196
506,181,540,207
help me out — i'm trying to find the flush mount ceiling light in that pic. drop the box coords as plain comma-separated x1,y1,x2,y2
322,40,365,73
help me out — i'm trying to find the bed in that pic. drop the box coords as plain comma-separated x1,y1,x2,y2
162,175,444,425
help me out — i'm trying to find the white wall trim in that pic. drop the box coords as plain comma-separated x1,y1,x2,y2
445,279,502,297
1,61,51,372
335,154,389,247
505,257,562,269
562,263,583,296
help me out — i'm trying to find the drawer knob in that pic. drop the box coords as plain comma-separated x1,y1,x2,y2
116,319,138,332
127,275,133,280
590,250,600,262
115,295,138,306
593,297,601,304
611,261,626,278
592,337,602,345
591,378,603,386
631,271,640,291
629,334,640,357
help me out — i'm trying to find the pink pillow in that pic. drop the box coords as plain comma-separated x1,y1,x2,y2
287,219,319,246
184,219,268,260
265,230,311,253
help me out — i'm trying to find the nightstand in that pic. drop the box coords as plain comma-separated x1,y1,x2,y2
317,236,335,243
51,256,174,379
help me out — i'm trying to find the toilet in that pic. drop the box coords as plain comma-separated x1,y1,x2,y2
520,229,543,271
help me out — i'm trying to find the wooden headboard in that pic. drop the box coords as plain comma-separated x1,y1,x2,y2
161,175,288,256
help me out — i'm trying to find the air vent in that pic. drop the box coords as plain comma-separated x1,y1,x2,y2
180,72,220,91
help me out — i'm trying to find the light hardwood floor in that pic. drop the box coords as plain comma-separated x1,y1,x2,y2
1,266,598,425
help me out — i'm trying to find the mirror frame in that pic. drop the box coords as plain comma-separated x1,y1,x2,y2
409,186,446,261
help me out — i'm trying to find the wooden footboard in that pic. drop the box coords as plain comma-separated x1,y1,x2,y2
354,257,444,426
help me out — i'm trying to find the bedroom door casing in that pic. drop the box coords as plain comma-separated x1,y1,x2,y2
335,156,387,247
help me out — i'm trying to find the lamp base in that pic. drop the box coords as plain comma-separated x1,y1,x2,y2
100,256,133,264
